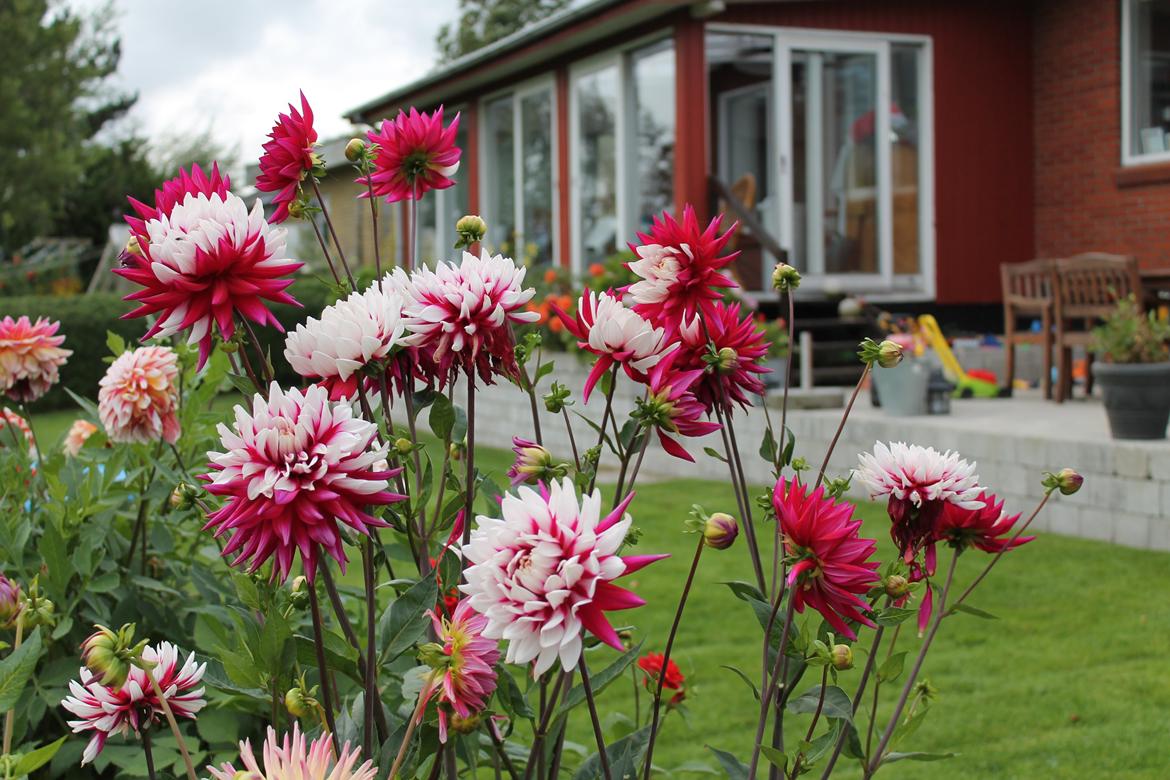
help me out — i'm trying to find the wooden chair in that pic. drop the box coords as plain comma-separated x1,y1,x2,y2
1052,253,1142,402
1001,259,1055,399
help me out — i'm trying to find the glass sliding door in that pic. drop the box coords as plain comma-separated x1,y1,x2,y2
629,39,676,232
574,64,620,268
520,89,554,265
483,95,516,253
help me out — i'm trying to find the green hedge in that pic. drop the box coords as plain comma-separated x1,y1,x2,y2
5,279,337,411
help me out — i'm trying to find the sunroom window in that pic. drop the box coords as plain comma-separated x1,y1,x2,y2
1123,0,1170,164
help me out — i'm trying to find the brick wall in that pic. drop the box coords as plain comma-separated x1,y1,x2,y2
1034,0,1170,268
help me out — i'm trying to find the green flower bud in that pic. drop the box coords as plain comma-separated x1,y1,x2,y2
884,574,910,598
80,624,147,689
544,381,572,414
771,263,801,292
450,713,481,734
284,680,319,718
395,437,414,455
702,512,739,550
454,214,488,249
1043,468,1083,496
715,346,739,373
345,138,366,163
288,575,310,610
830,644,854,671
857,338,903,368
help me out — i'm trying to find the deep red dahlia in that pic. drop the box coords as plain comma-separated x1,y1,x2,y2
256,91,318,223
359,106,461,202
935,491,1034,554
677,300,770,413
625,205,739,327
773,478,880,640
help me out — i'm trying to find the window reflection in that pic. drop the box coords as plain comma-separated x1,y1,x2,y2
521,91,554,265
630,40,675,231
484,95,516,253
576,66,619,267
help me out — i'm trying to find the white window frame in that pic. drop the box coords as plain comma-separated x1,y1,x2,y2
708,23,936,302
1121,0,1170,166
569,32,676,275
477,76,559,265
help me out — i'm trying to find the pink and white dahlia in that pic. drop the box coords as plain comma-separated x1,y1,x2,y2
61,641,206,766
125,163,231,241
115,190,302,368
677,301,770,413
0,407,36,459
207,723,378,780
390,250,538,387
855,442,984,565
552,290,676,401
360,106,461,202
421,598,500,742
626,205,739,327
63,419,98,457
460,478,666,675
637,350,721,462
0,315,71,402
98,346,181,445
256,91,319,223
773,478,880,640
284,281,408,401
202,383,403,582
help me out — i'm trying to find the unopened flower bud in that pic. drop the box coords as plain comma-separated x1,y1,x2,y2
288,576,310,609
287,199,307,221
450,713,481,734
771,263,801,292
454,214,488,249
123,235,142,258
715,347,739,373
449,441,465,461
0,574,21,628
170,482,198,510
858,338,902,368
81,624,146,689
395,437,414,455
830,644,854,671
544,382,572,414
884,574,910,598
344,138,366,162
702,513,739,550
284,682,318,718
1044,468,1084,496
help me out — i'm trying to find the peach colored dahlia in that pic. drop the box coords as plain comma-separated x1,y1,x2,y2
62,419,98,457
98,346,181,445
0,315,71,402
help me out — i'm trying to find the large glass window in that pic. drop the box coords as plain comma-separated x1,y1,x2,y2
484,96,516,251
629,40,676,231
521,91,555,265
1125,0,1170,162
576,66,620,267
890,44,921,275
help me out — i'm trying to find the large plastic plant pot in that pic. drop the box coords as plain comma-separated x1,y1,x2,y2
1092,361,1170,440
872,361,929,417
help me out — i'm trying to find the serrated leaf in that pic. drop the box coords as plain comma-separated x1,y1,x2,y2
0,627,42,711
949,603,998,620
378,577,438,661
573,725,651,780
13,735,66,774
786,685,853,725
558,642,643,717
106,331,127,357
707,746,749,780
226,372,258,397
534,360,555,383
758,426,776,463
720,665,760,701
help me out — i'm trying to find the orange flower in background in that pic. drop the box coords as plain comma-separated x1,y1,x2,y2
543,268,558,285
588,262,605,277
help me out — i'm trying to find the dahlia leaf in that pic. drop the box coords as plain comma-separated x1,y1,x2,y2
378,576,439,662
786,685,853,725
706,745,750,780
721,580,768,605
226,371,258,397
877,651,908,684
883,751,957,764
429,393,456,440
759,745,787,772
704,446,728,463
719,665,760,701
949,603,999,620
105,330,127,357
573,725,651,780
0,627,42,711
294,631,360,683
874,607,918,627
12,736,66,775
758,426,777,464
494,664,536,719
557,641,643,718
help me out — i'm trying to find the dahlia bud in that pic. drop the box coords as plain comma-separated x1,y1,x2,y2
395,437,414,455
284,680,319,718
287,198,307,221
702,512,739,550
830,644,854,671
884,574,910,598
450,714,481,734
123,235,143,258
507,438,567,486
170,482,198,510
344,138,366,163
454,214,488,249
0,574,21,628
858,338,903,368
1043,468,1084,496
544,381,572,414
81,624,147,689
715,347,739,373
288,575,310,610
449,441,465,461
771,263,802,292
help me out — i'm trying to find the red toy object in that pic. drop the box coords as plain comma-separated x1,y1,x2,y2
968,369,998,385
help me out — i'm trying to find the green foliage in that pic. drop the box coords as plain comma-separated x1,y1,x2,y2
435,0,571,62
1091,294,1170,364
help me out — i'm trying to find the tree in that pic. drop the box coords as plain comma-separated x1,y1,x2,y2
0,0,139,253
435,0,571,63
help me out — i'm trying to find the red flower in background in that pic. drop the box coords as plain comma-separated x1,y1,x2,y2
255,91,318,223
677,300,770,413
773,478,880,640
638,653,686,706
360,106,461,202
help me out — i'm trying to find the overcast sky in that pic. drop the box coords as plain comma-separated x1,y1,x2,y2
70,0,459,169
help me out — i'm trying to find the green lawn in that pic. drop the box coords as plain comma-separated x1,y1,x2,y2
23,405,1170,777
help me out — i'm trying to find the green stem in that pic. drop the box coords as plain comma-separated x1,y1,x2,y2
579,657,614,780
308,583,341,755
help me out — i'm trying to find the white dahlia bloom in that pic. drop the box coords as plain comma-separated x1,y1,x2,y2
626,242,684,307
854,441,984,510
207,723,378,780
459,478,665,676
284,281,407,400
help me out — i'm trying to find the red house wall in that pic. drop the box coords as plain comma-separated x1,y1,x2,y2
1034,0,1170,269
717,0,1036,304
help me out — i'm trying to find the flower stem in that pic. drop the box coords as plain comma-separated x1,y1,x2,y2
142,726,157,780
865,552,960,776
409,186,418,270
487,718,521,780
748,597,797,780
310,177,356,289
614,426,652,509
307,582,342,756
714,403,766,593
815,363,871,487
362,537,378,756
789,666,830,778
146,673,198,780
306,210,343,287
363,177,383,276
462,377,476,547
389,688,429,780
2,619,23,754
563,409,581,470
579,657,614,780
642,535,705,780
585,365,619,494
949,491,1051,612
523,670,568,780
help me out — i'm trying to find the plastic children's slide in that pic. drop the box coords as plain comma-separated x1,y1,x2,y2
916,314,1004,398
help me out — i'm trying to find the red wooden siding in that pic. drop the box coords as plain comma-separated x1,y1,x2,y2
717,1,1036,304
674,16,709,222
556,68,572,269
464,101,480,216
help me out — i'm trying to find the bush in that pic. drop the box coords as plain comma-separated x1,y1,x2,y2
8,278,338,411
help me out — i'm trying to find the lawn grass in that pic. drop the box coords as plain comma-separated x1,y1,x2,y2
23,405,1170,777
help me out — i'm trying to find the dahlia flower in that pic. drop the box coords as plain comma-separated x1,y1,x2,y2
202,383,403,582
389,250,538,387
0,315,71,402
936,492,1034,554
98,346,181,445
638,653,686,706
61,641,206,766
0,572,20,627
854,442,984,564
552,290,676,401
421,599,500,742
125,163,230,241
626,205,739,327
677,301,769,412
773,478,880,640
0,407,36,459
62,419,98,457
637,351,721,462
284,281,408,400
360,106,461,202
257,91,319,223
206,724,377,780
460,478,666,675
114,190,302,368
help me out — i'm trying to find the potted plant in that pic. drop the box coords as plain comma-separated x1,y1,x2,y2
1091,294,1170,439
